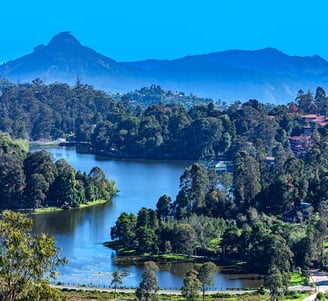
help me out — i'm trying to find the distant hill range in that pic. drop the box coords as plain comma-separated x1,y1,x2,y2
1,31,328,103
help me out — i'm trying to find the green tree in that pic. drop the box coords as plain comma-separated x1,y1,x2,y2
87,166,116,201
233,151,261,209
181,269,201,301
22,173,49,208
156,194,171,221
314,86,328,113
0,133,28,159
195,262,216,301
0,210,66,301
221,222,241,259
264,235,293,301
296,89,316,113
137,207,151,228
136,226,157,253
283,157,308,208
173,163,209,217
184,117,223,159
110,212,137,248
172,224,197,255
111,269,130,299
136,261,159,301
23,150,57,185
22,150,57,208
265,266,285,301
48,159,78,208
0,153,25,209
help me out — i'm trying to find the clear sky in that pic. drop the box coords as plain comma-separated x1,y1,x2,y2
1,0,327,63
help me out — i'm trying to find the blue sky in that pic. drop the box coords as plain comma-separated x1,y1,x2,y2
1,0,327,63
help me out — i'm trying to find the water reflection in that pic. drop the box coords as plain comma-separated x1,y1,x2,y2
32,202,113,236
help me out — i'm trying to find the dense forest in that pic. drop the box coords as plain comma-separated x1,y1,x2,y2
109,131,328,298
3,79,328,298
0,133,116,209
1,80,327,160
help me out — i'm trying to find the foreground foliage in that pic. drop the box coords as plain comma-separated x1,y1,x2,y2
0,210,66,300
136,261,159,301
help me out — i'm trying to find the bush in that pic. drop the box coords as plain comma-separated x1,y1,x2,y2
316,292,325,300
285,290,300,298
256,286,266,295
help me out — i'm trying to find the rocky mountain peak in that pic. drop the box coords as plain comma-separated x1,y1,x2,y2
47,31,81,48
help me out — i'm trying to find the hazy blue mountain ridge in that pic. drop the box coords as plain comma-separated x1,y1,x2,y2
1,32,328,103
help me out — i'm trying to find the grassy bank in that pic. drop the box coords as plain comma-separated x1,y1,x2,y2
290,272,308,286
104,241,194,263
31,199,109,214
32,207,63,214
28,139,63,146
78,199,108,209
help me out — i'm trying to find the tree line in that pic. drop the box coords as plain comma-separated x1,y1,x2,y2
2,80,328,161
0,133,116,209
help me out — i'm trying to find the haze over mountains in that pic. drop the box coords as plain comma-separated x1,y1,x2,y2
1,31,328,103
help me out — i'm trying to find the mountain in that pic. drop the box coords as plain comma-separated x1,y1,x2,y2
0,32,148,92
138,48,328,102
1,32,328,103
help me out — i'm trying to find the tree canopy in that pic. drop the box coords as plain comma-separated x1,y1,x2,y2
0,210,66,301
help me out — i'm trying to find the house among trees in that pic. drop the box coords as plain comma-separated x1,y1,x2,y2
302,114,328,127
289,114,328,157
289,134,312,157
213,160,233,174
283,202,312,223
203,159,233,174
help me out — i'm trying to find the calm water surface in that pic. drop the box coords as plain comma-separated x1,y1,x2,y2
31,146,263,289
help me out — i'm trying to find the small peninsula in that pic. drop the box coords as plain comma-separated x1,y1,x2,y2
0,133,117,210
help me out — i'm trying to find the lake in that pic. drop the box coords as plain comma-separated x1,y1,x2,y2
30,146,263,289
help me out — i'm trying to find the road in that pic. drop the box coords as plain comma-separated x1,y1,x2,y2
51,271,328,300
51,284,254,295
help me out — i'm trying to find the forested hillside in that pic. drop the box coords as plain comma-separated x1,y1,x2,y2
2,80,328,160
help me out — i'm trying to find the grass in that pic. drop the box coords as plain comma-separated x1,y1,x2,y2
62,290,135,301
78,199,108,209
282,292,312,301
152,253,192,261
33,207,63,214
324,240,328,249
31,199,109,214
289,272,308,286
118,248,136,254
142,252,191,260
209,238,221,250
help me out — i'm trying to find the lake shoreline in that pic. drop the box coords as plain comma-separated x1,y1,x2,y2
16,199,112,215
103,240,265,280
